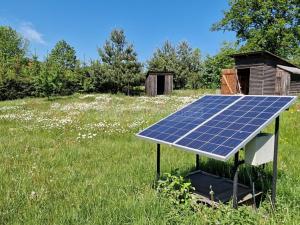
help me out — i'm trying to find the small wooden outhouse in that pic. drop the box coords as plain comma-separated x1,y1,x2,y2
221,51,300,95
145,71,174,96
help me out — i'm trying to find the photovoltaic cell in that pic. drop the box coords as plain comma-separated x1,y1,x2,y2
174,96,296,160
137,95,241,144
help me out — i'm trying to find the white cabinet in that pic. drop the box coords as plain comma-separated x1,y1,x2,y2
245,133,274,166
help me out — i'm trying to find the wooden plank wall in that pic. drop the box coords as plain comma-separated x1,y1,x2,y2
164,75,173,94
263,65,276,95
234,53,297,95
249,66,264,95
290,82,300,95
145,75,157,96
275,69,290,95
289,74,300,95
235,55,265,68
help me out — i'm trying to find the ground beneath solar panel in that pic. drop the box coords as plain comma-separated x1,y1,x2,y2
0,89,299,224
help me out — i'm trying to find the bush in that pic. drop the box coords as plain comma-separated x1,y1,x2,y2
157,173,195,206
0,78,35,100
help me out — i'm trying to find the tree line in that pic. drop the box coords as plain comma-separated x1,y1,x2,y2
0,26,233,100
0,0,299,100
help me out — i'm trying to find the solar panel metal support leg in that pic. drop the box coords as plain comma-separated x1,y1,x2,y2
272,116,280,208
196,154,200,170
156,144,161,180
233,151,239,209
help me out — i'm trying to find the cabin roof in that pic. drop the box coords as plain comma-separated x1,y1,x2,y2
277,65,300,75
146,70,175,77
230,51,299,69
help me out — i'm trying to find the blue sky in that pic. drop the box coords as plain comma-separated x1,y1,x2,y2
0,0,235,62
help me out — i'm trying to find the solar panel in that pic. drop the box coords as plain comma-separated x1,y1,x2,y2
137,95,241,144
174,96,296,161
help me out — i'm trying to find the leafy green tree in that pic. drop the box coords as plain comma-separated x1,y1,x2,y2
212,0,300,59
23,54,41,95
177,42,202,89
48,40,77,70
98,29,142,94
88,60,103,92
201,42,237,88
0,26,28,80
37,60,56,98
47,40,81,95
148,41,177,72
291,47,300,66
187,48,203,89
148,41,202,89
28,55,41,77
0,26,34,100
78,61,94,93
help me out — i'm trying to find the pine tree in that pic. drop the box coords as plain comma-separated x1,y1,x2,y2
98,29,142,94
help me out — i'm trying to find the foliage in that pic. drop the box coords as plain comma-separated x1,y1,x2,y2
79,61,94,93
23,54,41,95
0,26,34,99
291,47,300,67
201,42,238,88
47,40,77,71
157,172,195,206
36,60,57,98
147,41,177,72
0,26,27,70
148,41,202,89
0,78,34,100
97,29,143,94
0,26,237,99
212,0,300,59
177,42,202,89
45,40,81,96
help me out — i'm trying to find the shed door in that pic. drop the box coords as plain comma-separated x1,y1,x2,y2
275,69,290,95
157,75,165,95
221,69,238,94
237,68,250,95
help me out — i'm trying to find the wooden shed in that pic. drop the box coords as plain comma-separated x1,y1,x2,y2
145,71,174,96
221,51,300,95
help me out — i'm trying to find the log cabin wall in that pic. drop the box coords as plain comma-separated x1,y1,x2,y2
262,65,276,95
264,54,293,95
249,66,264,95
290,73,300,95
235,54,265,95
232,51,300,95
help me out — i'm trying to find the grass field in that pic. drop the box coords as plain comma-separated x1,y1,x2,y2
0,90,299,224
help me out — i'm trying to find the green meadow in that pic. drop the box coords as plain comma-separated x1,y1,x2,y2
0,90,299,224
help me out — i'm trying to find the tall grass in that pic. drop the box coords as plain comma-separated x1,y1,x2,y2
0,90,299,224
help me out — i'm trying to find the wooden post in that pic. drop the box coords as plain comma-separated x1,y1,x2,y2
272,116,280,207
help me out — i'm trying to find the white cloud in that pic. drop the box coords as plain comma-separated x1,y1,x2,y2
19,22,46,45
